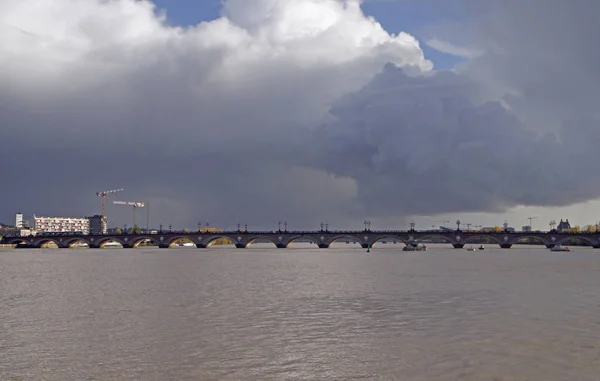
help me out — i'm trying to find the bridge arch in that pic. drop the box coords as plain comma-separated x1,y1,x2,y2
556,235,595,246
130,236,160,248
281,235,318,248
164,236,198,248
328,235,362,246
63,238,91,248
34,238,61,248
416,235,455,244
202,235,237,248
5,237,31,247
463,235,503,245
93,237,126,248
511,236,551,246
245,236,279,248
372,236,405,246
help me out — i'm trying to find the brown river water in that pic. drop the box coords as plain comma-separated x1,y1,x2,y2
1,243,600,380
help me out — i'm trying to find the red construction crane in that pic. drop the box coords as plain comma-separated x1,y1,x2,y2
96,188,123,220
113,201,145,229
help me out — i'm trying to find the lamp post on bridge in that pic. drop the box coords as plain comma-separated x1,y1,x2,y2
284,221,288,232
409,221,415,231
237,222,241,232
169,224,172,232
456,219,461,231
364,220,372,232
159,224,163,232
244,223,248,232
325,222,329,232
320,222,324,232
278,221,281,232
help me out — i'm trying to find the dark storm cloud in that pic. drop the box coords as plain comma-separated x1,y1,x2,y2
312,0,600,219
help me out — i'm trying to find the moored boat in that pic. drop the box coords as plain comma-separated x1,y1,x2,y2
403,242,427,251
550,245,571,252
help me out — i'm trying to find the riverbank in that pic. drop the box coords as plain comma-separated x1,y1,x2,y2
0,244,16,249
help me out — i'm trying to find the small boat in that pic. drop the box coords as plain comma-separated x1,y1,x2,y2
403,242,427,251
466,245,477,251
550,245,571,252
478,245,485,250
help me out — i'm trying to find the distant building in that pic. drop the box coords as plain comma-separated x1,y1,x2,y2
480,226,516,233
34,216,89,234
0,227,34,237
522,226,532,232
87,215,107,235
557,219,571,232
15,213,23,228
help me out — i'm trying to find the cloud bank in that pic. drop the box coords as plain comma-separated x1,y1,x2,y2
1,0,600,229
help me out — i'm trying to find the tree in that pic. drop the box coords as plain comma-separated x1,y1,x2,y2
563,226,581,233
115,227,122,234
584,225,596,233
130,225,142,234
183,228,189,233
493,226,503,232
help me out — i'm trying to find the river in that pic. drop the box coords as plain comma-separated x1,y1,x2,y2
1,243,599,380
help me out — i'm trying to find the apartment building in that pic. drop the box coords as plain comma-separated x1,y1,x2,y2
34,216,90,234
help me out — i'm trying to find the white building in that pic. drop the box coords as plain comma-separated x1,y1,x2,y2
34,216,89,234
15,213,23,228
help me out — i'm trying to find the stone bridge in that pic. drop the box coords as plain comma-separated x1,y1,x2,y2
3,230,600,249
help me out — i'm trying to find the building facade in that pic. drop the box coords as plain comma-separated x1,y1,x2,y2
557,219,571,232
0,227,34,237
15,213,23,228
87,215,107,235
34,216,90,234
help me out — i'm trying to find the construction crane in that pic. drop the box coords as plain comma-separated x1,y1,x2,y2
527,216,539,231
96,188,123,220
113,201,145,229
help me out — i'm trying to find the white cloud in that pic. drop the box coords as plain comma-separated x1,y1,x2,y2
426,37,482,58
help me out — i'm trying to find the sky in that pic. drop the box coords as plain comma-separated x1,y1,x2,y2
2,0,600,232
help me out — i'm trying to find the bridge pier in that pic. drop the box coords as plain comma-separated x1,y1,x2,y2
235,244,247,249
593,245,600,249
158,244,170,249
318,244,329,249
361,244,369,249
546,244,556,249
453,244,464,249
500,244,512,249
196,244,207,249
276,244,287,249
